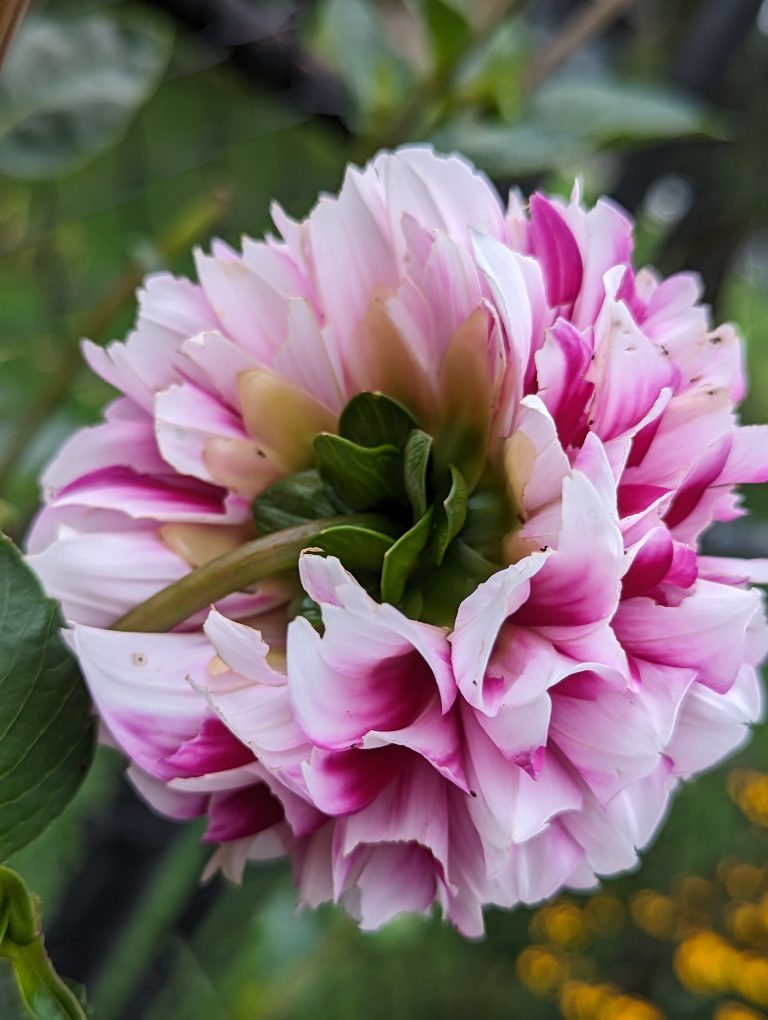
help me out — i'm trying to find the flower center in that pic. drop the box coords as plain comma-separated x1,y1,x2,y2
251,391,516,627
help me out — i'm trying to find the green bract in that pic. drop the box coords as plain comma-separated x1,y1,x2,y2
252,391,514,626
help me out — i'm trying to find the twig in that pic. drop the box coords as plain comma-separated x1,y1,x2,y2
523,0,633,93
111,513,389,633
0,0,29,70
0,188,230,494
353,0,521,161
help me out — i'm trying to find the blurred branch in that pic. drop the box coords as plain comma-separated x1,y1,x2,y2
613,0,764,304
523,0,633,93
0,187,231,495
141,0,350,134
0,0,28,70
354,0,520,161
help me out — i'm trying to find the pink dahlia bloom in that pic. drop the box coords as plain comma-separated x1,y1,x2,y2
29,148,768,936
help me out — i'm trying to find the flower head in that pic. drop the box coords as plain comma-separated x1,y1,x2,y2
29,147,768,936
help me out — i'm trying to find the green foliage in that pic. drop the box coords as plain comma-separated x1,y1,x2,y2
338,392,418,450
312,0,412,124
530,77,722,146
314,524,396,571
429,464,468,565
403,429,433,521
0,11,172,180
380,508,434,605
314,434,404,511
423,0,472,76
0,868,86,1019
252,470,343,534
433,77,717,177
0,538,94,862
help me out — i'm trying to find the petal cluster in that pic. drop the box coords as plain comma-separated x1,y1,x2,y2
29,148,768,936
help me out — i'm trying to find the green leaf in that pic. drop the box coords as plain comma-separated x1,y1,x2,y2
252,470,343,534
313,0,413,123
381,509,433,606
0,12,173,180
339,392,419,450
287,595,324,632
314,434,403,511
530,77,722,146
431,117,590,177
423,0,472,75
418,539,499,626
0,538,95,861
453,19,529,121
462,488,514,560
429,465,467,565
403,430,432,521
314,524,396,572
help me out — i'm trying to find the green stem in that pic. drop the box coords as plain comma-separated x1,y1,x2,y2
0,867,86,1020
90,825,208,1020
110,514,388,634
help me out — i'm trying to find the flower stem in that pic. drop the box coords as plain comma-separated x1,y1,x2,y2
110,514,387,634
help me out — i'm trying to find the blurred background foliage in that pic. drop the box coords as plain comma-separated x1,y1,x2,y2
2,0,768,1017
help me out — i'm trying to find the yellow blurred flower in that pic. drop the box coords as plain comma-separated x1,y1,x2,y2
531,901,590,950
517,945,569,996
631,891,678,940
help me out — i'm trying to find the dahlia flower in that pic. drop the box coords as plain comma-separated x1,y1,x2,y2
29,147,768,936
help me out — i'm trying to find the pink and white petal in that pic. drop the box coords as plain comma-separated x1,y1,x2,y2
52,466,242,524
194,250,286,361
287,616,434,750
27,527,187,628
463,706,582,860
471,233,540,395
154,382,247,482
306,165,397,349
622,527,697,599
563,764,676,876
165,716,253,778
336,755,450,870
204,783,285,843
519,447,623,632
493,822,586,907
505,396,570,515
364,697,466,789
549,682,664,803
718,425,768,485
69,626,213,779
380,146,507,249
203,609,284,685
180,330,256,409
450,553,549,710
42,411,167,493
534,319,594,446
127,764,207,821
303,746,409,817
194,671,305,767
567,198,633,330
666,664,763,776
272,298,345,411
588,299,678,442
343,843,438,931
82,274,219,411
529,193,583,308
696,556,768,586
614,580,763,693
299,554,456,712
